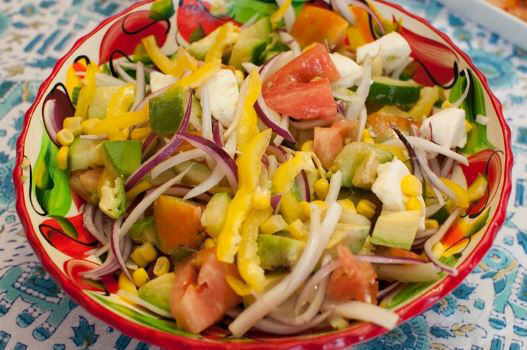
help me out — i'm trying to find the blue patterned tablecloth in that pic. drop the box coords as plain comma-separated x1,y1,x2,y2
1,0,526,349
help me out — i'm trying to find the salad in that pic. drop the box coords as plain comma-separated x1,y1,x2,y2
49,0,491,337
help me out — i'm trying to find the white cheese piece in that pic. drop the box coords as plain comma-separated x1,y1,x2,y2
420,108,467,149
330,53,363,88
200,69,240,127
372,159,410,212
357,32,412,73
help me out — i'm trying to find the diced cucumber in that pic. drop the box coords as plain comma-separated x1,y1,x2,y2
201,193,231,237
229,17,272,68
367,77,422,107
69,138,104,171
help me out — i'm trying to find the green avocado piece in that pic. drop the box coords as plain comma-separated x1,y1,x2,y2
129,216,158,244
188,22,239,60
69,138,105,172
138,273,176,312
337,213,371,253
229,17,271,69
149,86,189,136
370,210,421,250
99,176,126,219
258,234,305,270
334,142,393,189
103,140,142,177
150,0,175,21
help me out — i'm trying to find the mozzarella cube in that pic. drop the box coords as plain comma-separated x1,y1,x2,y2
357,32,412,73
372,159,410,212
330,53,363,88
420,108,467,149
200,69,239,127
150,71,177,93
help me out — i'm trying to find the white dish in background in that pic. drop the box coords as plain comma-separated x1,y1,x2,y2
440,0,527,49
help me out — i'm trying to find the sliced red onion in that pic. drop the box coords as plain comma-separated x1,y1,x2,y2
289,118,333,130
356,255,425,265
115,63,135,83
331,0,385,34
415,149,456,200
184,165,224,200
415,228,438,239
424,208,460,276
83,237,132,279
117,290,173,318
425,203,443,218
141,133,158,156
279,32,301,55
331,301,399,330
429,158,441,177
440,158,454,177
346,61,372,121
254,312,330,335
151,148,205,180
295,258,339,315
178,133,238,189
110,218,133,281
266,145,288,163
83,204,108,244
273,116,290,146
377,282,401,300
125,93,192,191
42,83,75,145
275,0,295,31
200,84,213,141
212,119,223,146
132,84,172,112
325,170,342,204
271,194,282,212
331,0,356,23
407,136,469,165
451,70,471,109
131,61,145,111
355,108,368,142
301,170,311,202
164,184,212,202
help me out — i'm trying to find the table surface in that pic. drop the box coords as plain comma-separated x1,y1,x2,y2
1,0,527,349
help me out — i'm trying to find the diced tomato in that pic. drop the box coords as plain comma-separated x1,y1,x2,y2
367,110,412,141
265,79,337,120
313,119,356,168
170,248,241,333
327,245,378,304
263,43,340,120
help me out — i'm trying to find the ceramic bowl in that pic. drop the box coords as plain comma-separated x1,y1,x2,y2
13,0,513,348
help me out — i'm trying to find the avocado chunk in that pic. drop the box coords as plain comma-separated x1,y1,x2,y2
201,193,231,237
149,0,174,21
99,175,126,219
103,140,142,177
229,17,271,69
69,138,104,171
88,86,121,119
188,22,239,60
370,210,421,250
138,273,176,312
337,213,371,253
149,86,189,136
334,142,393,189
129,216,158,244
258,234,305,270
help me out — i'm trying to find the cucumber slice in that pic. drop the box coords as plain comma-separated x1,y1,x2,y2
229,17,272,68
367,77,422,107
69,138,104,171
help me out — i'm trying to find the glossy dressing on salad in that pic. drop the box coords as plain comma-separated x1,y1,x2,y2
55,0,490,337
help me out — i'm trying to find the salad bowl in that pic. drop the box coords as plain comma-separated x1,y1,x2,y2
13,0,512,348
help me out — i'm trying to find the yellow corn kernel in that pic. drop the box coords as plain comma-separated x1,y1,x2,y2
406,197,422,211
204,238,216,249
314,178,329,200
288,219,307,240
63,117,83,135
401,174,422,197
338,199,356,212
126,180,153,201
153,256,170,277
468,175,488,202
362,129,374,144
132,268,149,287
118,272,137,295
252,187,271,210
300,201,312,220
57,129,75,146
441,177,469,210
465,120,473,133
56,146,69,170
260,215,288,235
130,242,158,267
442,100,452,109
301,141,314,152
131,127,151,140
425,219,439,230
357,199,376,219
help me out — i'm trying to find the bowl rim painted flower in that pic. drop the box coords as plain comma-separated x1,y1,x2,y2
13,0,513,348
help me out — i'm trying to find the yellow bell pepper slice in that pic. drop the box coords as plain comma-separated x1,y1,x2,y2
237,69,262,151
205,23,232,63
170,47,198,78
271,0,294,27
142,35,175,76
272,151,313,194
173,61,221,89
217,129,272,263
65,65,81,98
107,83,135,119
74,62,97,118
84,106,148,136
238,207,272,292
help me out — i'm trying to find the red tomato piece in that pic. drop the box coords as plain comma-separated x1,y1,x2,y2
170,249,241,333
314,125,344,168
327,245,378,304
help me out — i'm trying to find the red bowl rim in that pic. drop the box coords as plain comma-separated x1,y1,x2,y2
13,0,513,349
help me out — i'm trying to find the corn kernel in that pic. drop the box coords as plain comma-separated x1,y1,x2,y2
425,219,439,230
357,199,376,219
252,187,271,210
204,238,216,249
287,219,307,240
406,197,422,211
132,268,149,287
468,175,488,202
442,100,452,109
314,178,329,200
153,256,170,277
260,215,288,235
441,177,469,209
56,146,69,170
118,272,137,295
63,117,83,135
300,201,312,220
362,129,374,144
57,129,75,146
130,242,158,267
401,174,422,197
131,127,151,140
301,141,314,152
338,199,356,212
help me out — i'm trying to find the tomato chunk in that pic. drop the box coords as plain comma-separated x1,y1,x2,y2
314,119,356,168
170,248,241,333
327,245,378,303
